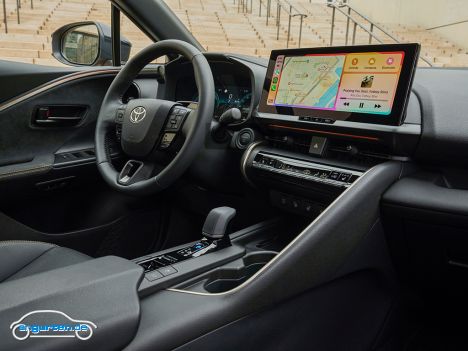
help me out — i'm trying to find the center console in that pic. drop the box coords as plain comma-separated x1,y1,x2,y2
133,208,305,296
240,43,421,217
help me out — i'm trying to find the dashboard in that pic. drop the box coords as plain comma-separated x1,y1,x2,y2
141,47,468,321
154,49,468,213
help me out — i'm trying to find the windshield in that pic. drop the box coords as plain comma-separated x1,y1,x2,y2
166,0,468,68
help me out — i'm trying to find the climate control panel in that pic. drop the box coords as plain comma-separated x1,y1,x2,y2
252,152,363,189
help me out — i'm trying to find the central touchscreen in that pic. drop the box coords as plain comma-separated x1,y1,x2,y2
259,44,420,126
267,52,404,115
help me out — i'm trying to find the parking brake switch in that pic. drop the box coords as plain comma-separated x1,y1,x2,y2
192,207,236,257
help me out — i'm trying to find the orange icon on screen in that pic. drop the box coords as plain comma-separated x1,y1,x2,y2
351,58,358,65
368,58,376,65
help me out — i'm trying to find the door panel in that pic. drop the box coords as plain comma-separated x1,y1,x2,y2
0,60,81,103
0,60,163,257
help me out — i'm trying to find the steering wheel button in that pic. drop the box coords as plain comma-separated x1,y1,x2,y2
115,110,124,123
160,133,176,149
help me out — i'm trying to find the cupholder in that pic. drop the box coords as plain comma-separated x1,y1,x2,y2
203,251,276,293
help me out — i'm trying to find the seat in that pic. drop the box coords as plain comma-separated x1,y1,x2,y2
0,241,91,283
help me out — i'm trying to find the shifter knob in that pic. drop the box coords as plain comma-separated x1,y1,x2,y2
202,207,237,240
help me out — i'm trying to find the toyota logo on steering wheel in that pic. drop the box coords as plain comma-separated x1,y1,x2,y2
129,106,147,123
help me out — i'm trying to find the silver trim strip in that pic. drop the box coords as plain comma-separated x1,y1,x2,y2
167,163,374,296
240,140,263,187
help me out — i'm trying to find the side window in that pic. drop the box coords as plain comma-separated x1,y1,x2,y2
120,15,166,64
0,2,157,67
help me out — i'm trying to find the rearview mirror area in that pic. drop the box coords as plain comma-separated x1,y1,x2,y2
51,21,132,66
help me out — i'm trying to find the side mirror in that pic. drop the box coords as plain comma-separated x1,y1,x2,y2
51,21,132,66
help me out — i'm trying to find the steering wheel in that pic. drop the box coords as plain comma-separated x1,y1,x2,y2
95,40,215,195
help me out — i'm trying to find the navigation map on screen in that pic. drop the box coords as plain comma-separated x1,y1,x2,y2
266,51,405,115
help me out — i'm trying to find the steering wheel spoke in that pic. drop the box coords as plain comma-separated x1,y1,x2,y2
118,160,155,186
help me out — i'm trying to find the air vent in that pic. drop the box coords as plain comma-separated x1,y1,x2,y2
265,134,396,166
265,135,311,153
327,144,395,165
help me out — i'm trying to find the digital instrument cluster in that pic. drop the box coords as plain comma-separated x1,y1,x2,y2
213,80,252,121
175,68,252,124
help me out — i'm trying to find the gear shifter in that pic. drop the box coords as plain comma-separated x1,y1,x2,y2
137,207,237,273
191,207,236,257
202,207,236,240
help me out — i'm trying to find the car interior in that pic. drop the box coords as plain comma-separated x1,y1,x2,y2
0,0,467,350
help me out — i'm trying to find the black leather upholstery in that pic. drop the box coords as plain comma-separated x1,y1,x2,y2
0,241,90,283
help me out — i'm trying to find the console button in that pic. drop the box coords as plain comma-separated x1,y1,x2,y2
309,136,327,156
338,173,351,182
239,131,252,146
140,260,160,272
319,170,330,178
329,171,341,180
145,270,163,281
158,266,178,277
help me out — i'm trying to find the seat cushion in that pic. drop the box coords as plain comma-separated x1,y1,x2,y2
0,241,91,283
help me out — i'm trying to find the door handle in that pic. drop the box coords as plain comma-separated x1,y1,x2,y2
33,105,87,127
